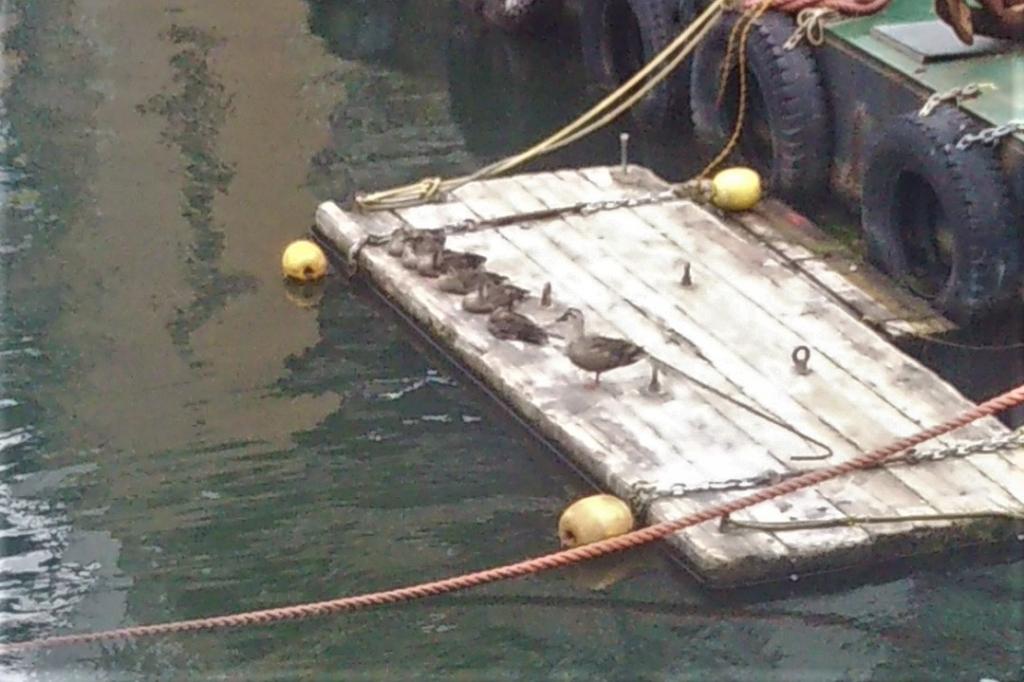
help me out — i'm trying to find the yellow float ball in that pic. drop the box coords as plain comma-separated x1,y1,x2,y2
281,239,328,282
711,167,762,212
558,494,635,548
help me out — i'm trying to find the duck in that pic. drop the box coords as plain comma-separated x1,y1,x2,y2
462,280,530,314
487,307,548,345
385,227,411,257
386,226,442,258
437,268,507,295
555,307,646,387
418,249,487,278
399,230,446,270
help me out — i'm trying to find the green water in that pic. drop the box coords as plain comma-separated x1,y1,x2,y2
1,1,1021,679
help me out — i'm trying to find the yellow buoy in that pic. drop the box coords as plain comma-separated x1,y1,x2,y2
558,494,635,548
710,167,762,212
281,239,328,282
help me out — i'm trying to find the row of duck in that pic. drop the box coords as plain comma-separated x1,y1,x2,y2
384,226,648,387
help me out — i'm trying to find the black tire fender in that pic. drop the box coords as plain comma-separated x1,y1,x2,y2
579,0,696,127
690,10,831,199
861,107,1021,323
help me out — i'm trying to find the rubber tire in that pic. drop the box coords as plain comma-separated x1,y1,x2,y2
460,0,565,34
690,10,830,200
580,0,696,128
861,107,1021,324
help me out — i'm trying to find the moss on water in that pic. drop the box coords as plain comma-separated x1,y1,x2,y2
137,24,256,355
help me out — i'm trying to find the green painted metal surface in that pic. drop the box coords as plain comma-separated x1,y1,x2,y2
828,0,1024,127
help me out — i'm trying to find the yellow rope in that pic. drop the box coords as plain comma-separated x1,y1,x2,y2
699,0,775,179
354,0,729,212
716,7,751,106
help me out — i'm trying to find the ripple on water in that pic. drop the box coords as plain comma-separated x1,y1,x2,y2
1,448,94,641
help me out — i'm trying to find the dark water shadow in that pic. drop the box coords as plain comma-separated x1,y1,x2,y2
306,0,406,66
443,9,709,180
896,312,1024,427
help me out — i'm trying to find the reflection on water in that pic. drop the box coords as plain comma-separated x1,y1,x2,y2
445,16,590,161
136,23,256,355
1,0,1021,680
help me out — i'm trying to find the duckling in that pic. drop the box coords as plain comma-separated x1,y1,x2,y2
555,307,646,387
385,227,411,257
418,249,487,278
437,268,507,295
400,230,446,270
462,280,529,314
487,307,548,345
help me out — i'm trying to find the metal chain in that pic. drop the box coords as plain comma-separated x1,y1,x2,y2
888,427,1024,465
627,470,802,514
627,427,1024,514
365,189,681,247
918,82,995,118
955,120,1024,150
577,188,679,215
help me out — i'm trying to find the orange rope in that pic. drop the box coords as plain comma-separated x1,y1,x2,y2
3,381,1024,655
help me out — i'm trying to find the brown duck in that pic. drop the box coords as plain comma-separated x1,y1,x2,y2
487,307,548,345
418,249,487,278
387,226,443,258
385,227,411,257
438,268,507,295
555,308,646,387
462,280,529,314
400,230,446,270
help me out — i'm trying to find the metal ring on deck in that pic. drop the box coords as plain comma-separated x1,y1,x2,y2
791,345,811,375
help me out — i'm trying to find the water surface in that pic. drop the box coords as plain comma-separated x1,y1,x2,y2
1,1,1021,679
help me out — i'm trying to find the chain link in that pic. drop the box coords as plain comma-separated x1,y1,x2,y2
366,190,680,247
889,427,1024,465
955,120,1024,150
918,82,995,118
627,428,1024,515
627,470,801,514
577,189,679,215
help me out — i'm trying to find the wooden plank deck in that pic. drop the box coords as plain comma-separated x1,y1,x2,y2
315,165,1024,587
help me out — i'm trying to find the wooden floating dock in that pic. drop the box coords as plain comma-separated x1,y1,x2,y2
316,165,1024,587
